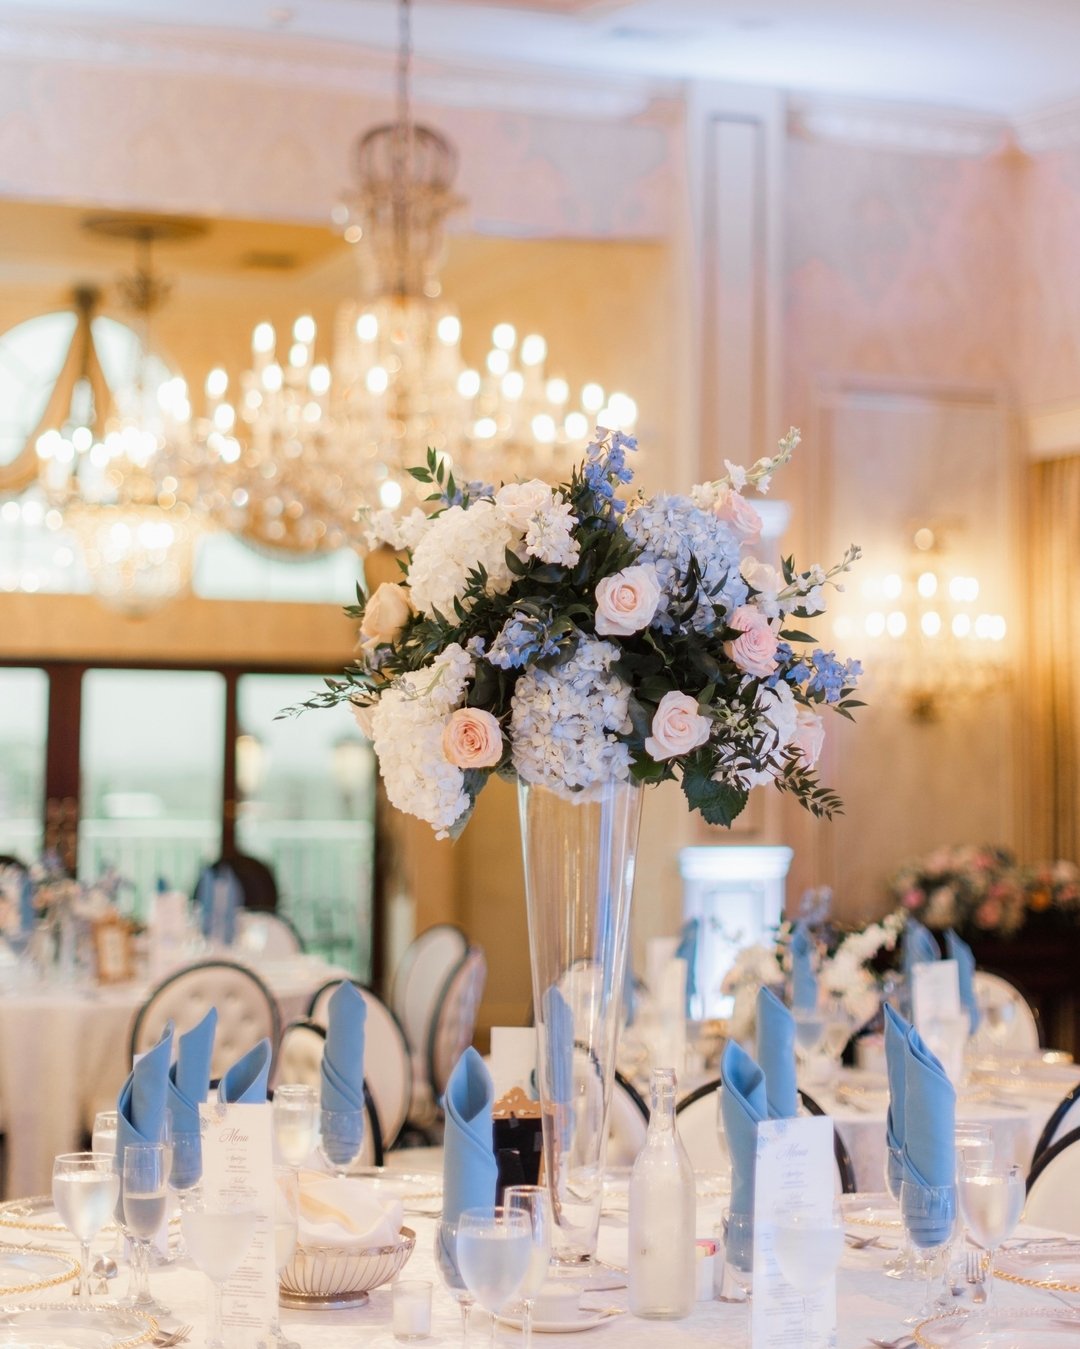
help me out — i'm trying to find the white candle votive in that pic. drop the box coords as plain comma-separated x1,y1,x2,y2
392,1278,432,1341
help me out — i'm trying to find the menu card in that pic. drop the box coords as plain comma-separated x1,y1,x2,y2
199,1101,276,1348
912,959,967,1084
751,1115,836,1348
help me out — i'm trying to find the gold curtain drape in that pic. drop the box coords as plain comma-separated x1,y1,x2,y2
1026,454,1080,861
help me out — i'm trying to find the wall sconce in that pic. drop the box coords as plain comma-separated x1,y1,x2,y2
840,526,1009,722
235,732,266,799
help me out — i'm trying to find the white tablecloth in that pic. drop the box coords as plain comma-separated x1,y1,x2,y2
0,954,347,1197
814,1068,1057,1193
8,1164,1077,1349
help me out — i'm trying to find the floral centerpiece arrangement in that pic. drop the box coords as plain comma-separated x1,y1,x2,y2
296,428,862,837
890,845,1080,939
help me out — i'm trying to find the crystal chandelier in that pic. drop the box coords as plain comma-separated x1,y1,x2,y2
203,0,637,555
34,220,210,616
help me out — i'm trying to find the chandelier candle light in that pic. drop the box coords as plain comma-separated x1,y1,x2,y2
295,427,863,1259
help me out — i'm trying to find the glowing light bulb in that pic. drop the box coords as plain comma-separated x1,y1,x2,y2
492,323,516,351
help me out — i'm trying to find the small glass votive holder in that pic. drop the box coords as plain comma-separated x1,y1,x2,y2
393,1278,433,1341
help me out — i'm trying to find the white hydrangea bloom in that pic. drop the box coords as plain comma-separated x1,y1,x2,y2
523,492,580,567
358,506,431,554
407,502,520,619
370,643,475,837
510,636,632,796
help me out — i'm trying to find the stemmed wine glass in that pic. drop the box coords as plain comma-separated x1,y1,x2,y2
271,1167,301,1349
958,1160,1024,1313
792,1008,827,1077
120,1144,170,1316
882,1144,913,1279
52,1152,119,1308
91,1111,122,1266
899,1180,957,1323
168,1129,202,1259
318,1107,365,1178
772,1204,844,1348
182,1195,259,1349
456,1206,532,1348
435,1220,475,1346
504,1186,553,1346
273,1085,318,1173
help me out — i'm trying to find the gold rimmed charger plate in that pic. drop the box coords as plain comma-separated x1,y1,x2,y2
840,1193,903,1231
0,1197,179,1238
0,1244,80,1297
913,1306,1080,1347
0,1303,157,1348
993,1240,1080,1293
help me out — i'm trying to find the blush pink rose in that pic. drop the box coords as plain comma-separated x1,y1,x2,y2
594,565,662,637
441,707,504,770
792,708,825,767
725,605,779,677
714,484,763,544
359,582,413,650
645,691,712,761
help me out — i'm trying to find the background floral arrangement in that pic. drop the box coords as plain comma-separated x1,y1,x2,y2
890,844,1080,938
297,428,862,838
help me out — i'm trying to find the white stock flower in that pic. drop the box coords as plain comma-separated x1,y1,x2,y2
359,506,431,554
523,493,580,567
740,557,783,618
407,502,519,619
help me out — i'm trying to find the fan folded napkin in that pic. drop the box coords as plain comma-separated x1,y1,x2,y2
755,986,798,1120
320,981,367,1166
115,1022,174,1218
945,930,980,1034
441,1046,498,1228
298,1173,402,1249
720,1038,768,1271
903,917,940,977
168,1007,217,1134
217,1038,271,1103
901,1025,957,1248
790,921,818,1013
883,1002,909,1199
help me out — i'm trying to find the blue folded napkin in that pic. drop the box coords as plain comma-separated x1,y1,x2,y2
883,1002,910,1199
720,1039,768,1270
196,864,242,946
319,981,367,1166
18,875,33,935
441,1047,498,1229
541,985,574,1150
115,1022,174,1217
903,917,940,976
790,920,818,1012
945,930,980,1034
901,1025,957,1248
169,1007,217,1134
674,919,700,1013
217,1038,271,1104
755,985,798,1120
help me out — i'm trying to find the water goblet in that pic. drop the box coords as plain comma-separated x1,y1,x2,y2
52,1152,120,1307
273,1085,318,1172
92,1110,123,1263
120,1143,170,1316
456,1207,532,1348
882,1144,913,1279
435,1220,475,1345
504,1185,552,1348
271,1167,301,1349
182,1194,259,1349
168,1129,202,1257
899,1180,957,1323
958,1159,1024,1313
772,1204,844,1348
793,1008,827,1080
318,1108,365,1177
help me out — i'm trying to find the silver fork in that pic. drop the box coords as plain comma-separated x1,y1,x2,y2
867,1336,915,1348
966,1249,987,1304
152,1325,192,1347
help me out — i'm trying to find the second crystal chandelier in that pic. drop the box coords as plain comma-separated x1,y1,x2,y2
204,0,637,555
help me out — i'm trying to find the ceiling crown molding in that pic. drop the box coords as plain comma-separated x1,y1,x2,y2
0,15,673,123
788,92,1011,158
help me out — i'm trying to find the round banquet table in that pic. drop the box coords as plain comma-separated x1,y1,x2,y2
813,1066,1067,1193
0,953,348,1198
2,1154,1076,1349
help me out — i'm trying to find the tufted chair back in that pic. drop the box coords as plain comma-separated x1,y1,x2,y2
307,982,411,1149
275,1019,384,1167
130,960,281,1083
391,924,468,1058
236,911,305,960
428,947,487,1099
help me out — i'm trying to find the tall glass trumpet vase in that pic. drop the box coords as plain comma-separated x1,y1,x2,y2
518,778,643,1269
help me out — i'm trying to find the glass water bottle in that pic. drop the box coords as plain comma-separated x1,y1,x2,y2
628,1067,696,1319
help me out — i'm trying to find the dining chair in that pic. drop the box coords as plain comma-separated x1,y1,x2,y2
427,946,487,1100
674,1078,858,1194
307,980,412,1150
235,909,306,959
391,923,469,1059
275,1018,384,1167
1031,1082,1080,1166
607,1071,649,1165
130,959,282,1083
973,970,1041,1053
1024,1124,1080,1234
